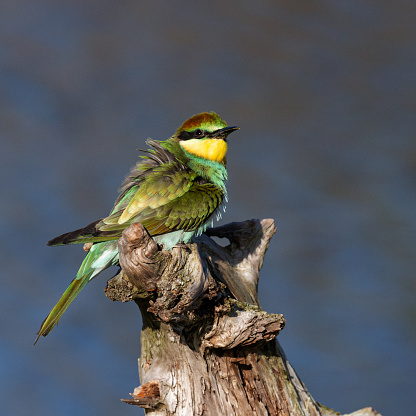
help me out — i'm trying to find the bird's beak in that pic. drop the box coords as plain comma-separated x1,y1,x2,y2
214,126,240,139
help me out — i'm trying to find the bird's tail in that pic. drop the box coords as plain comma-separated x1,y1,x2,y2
34,241,119,344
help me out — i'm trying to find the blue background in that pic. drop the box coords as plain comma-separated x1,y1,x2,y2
1,1,415,415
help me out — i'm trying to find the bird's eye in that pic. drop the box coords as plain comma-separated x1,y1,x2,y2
194,129,203,138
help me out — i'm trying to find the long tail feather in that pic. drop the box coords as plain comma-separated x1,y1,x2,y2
35,241,119,344
34,276,90,344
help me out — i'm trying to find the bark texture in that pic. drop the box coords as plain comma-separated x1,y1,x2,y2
105,219,381,416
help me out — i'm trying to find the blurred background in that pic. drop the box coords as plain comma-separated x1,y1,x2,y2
1,1,415,415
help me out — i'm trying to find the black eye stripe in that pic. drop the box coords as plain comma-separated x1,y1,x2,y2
178,130,194,141
178,129,207,140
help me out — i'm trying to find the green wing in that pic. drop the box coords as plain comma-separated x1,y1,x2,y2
129,182,223,235
48,162,223,246
98,170,223,236
108,164,195,224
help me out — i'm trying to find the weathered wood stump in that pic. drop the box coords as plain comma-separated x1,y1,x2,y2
105,219,381,416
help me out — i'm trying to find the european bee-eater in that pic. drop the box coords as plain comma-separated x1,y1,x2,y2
35,112,238,343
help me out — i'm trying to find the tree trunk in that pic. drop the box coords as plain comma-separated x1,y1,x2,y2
105,219,381,416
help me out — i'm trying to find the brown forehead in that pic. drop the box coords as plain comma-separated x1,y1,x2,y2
180,112,224,131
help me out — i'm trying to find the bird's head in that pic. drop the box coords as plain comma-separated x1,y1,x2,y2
175,112,239,164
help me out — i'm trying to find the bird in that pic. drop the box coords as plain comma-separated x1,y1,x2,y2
35,112,239,344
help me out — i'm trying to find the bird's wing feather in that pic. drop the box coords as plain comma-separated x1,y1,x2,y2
135,183,223,235
47,148,191,246
113,164,196,224
46,143,224,246
97,182,223,236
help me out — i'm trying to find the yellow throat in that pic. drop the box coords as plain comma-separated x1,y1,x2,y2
179,138,228,163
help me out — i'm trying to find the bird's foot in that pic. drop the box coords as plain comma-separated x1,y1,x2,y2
173,242,192,252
